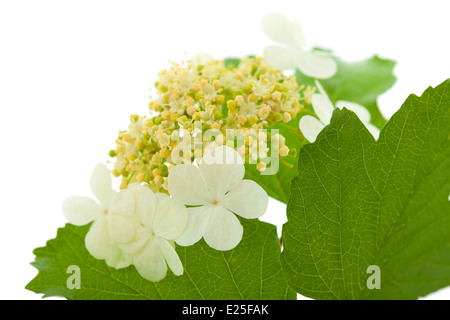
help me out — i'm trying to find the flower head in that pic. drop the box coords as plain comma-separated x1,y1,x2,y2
119,183,189,282
111,57,310,191
62,163,136,267
167,146,269,251
62,163,189,282
262,13,337,79
299,80,380,142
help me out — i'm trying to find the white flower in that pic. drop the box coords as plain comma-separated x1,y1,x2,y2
118,183,189,282
62,164,190,282
262,13,337,79
62,163,136,267
167,146,269,251
299,80,380,142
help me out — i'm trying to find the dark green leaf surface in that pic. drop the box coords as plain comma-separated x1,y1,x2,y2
27,219,295,300
281,79,450,300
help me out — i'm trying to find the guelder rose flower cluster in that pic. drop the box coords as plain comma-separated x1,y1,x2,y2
110,57,313,193
60,13,378,284
62,146,268,282
54,8,389,291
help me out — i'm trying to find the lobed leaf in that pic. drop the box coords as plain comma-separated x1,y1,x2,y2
27,218,295,300
281,79,450,299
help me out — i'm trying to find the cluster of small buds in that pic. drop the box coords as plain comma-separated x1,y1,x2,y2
110,56,312,192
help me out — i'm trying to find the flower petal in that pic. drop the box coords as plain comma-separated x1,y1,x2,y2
108,215,136,244
105,247,133,269
223,180,268,219
335,100,371,123
297,50,337,79
133,238,167,282
153,197,189,240
155,192,170,203
108,189,135,217
85,217,115,260
175,205,212,247
158,239,184,276
311,93,334,125
167,164,210,206
263,45,299,70
128,183,157,226
62,196,103,226
203,206,243,251
199,146,245,198
299,115,326,143
118,224,150,255
90,163,115,207
261,13,306,48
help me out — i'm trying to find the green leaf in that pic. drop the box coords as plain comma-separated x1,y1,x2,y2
281,79,450,299
27,218,295,300
296,55,396,129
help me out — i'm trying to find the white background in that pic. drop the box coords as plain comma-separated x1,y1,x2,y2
0,0,449,300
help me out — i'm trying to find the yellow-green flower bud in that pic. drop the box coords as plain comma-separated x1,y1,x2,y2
109,150,117,158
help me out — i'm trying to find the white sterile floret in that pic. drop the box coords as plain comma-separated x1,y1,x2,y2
62,164,189,282
299,80,381,142
262,13,337,79
62,163,136,268
167,146,269,251
119,183,189,282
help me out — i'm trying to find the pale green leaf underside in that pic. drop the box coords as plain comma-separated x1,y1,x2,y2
27,218,295,300
281,79,450,300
